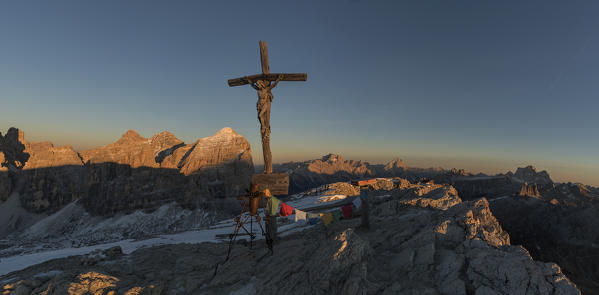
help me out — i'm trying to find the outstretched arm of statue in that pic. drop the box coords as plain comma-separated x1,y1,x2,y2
268,75,283,90
244,77,258,90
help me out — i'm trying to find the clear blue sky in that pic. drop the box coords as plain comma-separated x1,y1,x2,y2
1,1,598,185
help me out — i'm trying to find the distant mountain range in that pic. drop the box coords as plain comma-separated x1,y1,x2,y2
0,127,253,219
271,153,444,193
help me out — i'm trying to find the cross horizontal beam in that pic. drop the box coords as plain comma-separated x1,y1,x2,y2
227,73,307,87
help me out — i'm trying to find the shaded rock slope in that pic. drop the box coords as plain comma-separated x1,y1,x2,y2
432,166,599,294
490,198,599,295
0,180,580,294
0,127,253,218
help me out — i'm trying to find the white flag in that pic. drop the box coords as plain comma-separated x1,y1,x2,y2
295,209,307,222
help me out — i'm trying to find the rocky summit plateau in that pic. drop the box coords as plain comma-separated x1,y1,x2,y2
0,179,582,294
1,129,598,294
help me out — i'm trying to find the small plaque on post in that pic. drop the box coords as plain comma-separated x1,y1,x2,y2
252,173,289,195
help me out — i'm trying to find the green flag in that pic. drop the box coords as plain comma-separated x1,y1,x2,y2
332,210,342,223
268,197,281,216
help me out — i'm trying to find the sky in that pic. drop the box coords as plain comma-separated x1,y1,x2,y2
1,1,598,186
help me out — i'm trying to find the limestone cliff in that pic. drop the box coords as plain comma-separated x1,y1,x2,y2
0,127,253,216
80,127,253,215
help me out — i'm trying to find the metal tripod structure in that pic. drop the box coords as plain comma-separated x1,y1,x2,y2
224,186,274,262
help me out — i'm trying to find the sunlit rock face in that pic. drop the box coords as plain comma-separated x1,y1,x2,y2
173,127,253,177
20,140,86,212
80,129,159,169
0,127,253,216
24,142,83,169
518,182,541,198
82,127,253,215
382,157,408,174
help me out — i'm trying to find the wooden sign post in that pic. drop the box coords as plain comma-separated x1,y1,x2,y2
252,173,289,195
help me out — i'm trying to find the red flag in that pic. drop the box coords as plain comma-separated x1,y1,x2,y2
342,204,352,219
280,202,293,217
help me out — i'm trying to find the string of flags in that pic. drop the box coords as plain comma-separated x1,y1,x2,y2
266,194,364,226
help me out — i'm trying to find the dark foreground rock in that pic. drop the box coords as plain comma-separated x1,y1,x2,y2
431,166,599,294
490,197,599,295
0,181,580,295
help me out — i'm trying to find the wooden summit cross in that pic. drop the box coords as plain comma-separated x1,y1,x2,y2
228,41,307,175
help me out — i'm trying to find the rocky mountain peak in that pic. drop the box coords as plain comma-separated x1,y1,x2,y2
214,127,237,135
450,168,470,176
519,165,538,174
115,129,145,144
511,165,553,186
152,130,178,139
384,157,407,170
321,153,342,162
150,131,183,154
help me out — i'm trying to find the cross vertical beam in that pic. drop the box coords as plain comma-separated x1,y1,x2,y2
260,41,269,75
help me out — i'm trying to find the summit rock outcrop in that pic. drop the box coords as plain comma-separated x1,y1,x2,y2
0,179,580,294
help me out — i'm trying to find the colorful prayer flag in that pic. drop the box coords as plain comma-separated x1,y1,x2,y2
308,213,319,219
320,212,333,226
308,217,320,225
352,197,362,209
280,202,293,217
268,197,281,216
332,210,341,223
360,189,368,200
295,209,307,222
342,204,352,218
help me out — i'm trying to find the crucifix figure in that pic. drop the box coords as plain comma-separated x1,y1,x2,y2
228,41,307,174
250,76,282,166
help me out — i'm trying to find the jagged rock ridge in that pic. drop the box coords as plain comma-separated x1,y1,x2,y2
274,153,444,193
0,127,253,217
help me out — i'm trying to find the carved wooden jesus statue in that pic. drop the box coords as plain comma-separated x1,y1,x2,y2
228,41,307,174
248,76,282,170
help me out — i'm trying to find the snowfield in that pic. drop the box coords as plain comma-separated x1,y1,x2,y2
0,190,347,277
